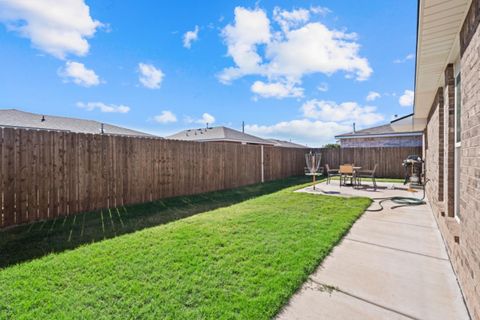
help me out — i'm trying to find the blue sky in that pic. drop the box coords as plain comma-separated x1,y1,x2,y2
0,0,417,146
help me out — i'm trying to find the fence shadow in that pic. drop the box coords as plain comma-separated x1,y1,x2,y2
0,176,309,269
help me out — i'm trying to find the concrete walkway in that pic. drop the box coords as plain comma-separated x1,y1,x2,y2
277,181,470,320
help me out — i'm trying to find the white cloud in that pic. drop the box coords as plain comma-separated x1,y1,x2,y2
198,113,215,125
246,97,385,146
185,113,216,125
301,99,384,126
219,6,372,98
251,80,303,99
310,6,331,16
273,7,310,32
59,61,100,87
154,111,177,124
265,23,370,81
246,119,349,146
317,82,329,92
0,0,103,59
393,53,415,64
77,102,130,113
138,63,164,89
183,25,199,48
399,90,414,107
366,91,381,101
219,7,271,84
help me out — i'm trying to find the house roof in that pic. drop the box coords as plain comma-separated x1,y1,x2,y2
390,113,414,124
268,139,308,148
335,115,423,139
167,126,275,145
0,109,153,137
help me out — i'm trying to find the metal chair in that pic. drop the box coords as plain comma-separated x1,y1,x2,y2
325,164,340,184
339,164,355,186
355,164,378,190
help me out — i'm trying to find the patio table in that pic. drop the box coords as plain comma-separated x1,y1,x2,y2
340,166,361,186
351,167,362,187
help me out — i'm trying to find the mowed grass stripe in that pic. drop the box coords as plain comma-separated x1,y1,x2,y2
0,178,371,319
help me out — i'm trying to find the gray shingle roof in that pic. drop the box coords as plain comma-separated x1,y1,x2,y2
0,109,153,137
336,123,396,137
268,139,308,148
167,126,275,145
335,116,423,139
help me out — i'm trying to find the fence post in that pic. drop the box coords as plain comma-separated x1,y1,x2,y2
261,145,265,183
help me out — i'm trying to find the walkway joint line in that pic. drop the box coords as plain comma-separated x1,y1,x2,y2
361,217,439,230
308,279,423,320
344,238,449,261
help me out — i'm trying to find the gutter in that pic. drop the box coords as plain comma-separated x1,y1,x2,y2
391,113,414,123
413,0,420,117
335,132,424,139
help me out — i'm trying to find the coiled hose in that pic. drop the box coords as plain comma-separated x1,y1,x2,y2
366,180,429,212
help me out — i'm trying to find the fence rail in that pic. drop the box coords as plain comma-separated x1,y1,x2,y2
0,127,306,228
0,127,423,229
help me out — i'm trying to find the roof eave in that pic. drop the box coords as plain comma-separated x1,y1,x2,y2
335,132,424,139
413,0,471,126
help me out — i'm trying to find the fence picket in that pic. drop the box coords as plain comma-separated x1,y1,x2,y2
0,126,422,228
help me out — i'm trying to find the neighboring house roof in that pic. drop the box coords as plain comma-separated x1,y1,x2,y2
268,139,307,148
0,109,153,137
335,115,423,139
167,126,275,145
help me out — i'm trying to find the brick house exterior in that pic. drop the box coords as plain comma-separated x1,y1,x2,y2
338,135,423,148
416,0,480,318
335,115,423,148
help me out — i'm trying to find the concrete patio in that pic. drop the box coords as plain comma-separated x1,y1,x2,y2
277,181,470,320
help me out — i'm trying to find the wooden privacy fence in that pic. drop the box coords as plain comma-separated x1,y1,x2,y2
318,147,423,178
0,127,307,228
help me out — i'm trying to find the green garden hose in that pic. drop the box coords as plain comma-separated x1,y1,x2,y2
366,180,429,212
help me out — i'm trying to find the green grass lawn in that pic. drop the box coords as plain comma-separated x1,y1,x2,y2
0,177,370,319
1,177,313,268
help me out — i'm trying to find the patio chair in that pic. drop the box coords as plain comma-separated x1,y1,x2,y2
339,164,355,186
325,164,340,184
355,164,378,190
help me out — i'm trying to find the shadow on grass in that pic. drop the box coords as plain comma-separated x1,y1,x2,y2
0,176,310,269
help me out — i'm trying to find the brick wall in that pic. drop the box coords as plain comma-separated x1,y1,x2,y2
425,119,438,207
339,135,422,148
457,18,480,318
425,88,445,211
425,11,480,318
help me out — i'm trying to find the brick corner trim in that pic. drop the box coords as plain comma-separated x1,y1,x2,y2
460,0,480,56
